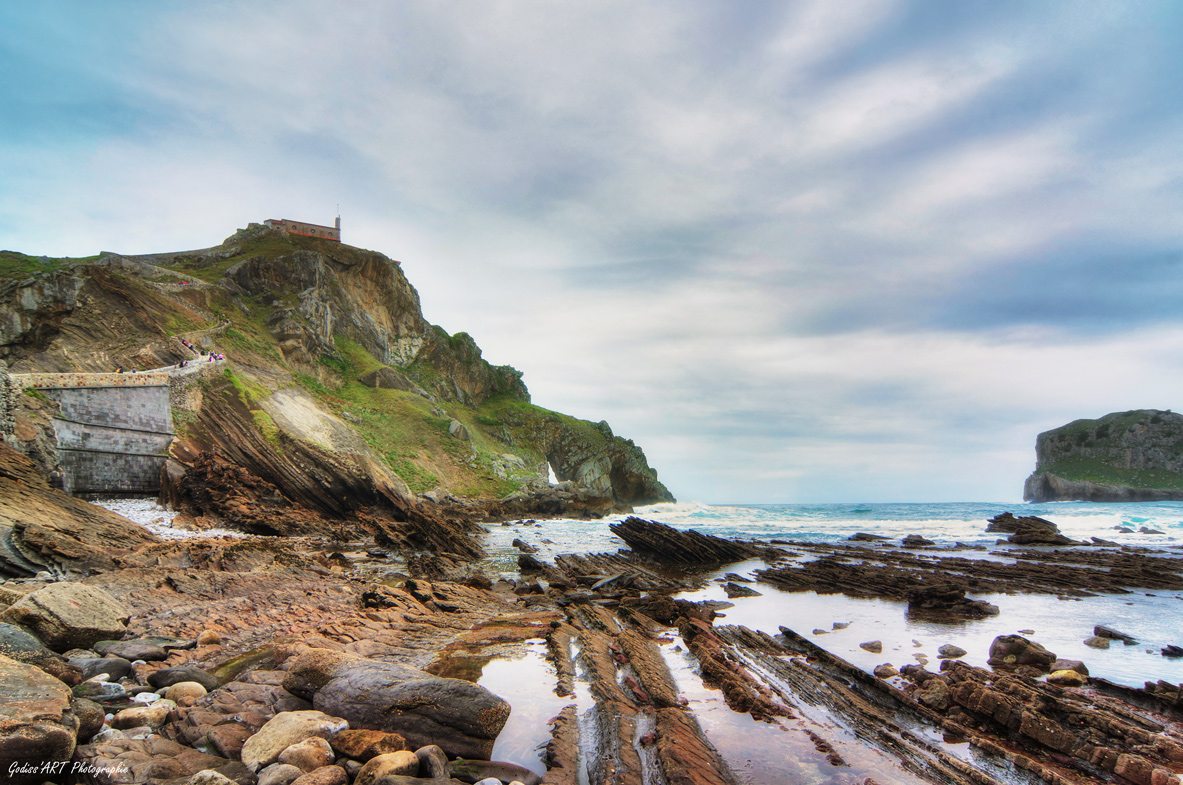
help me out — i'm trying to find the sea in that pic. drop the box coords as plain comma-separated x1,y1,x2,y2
482,500,1183,689
100,497,1183,782
100,496,1183,689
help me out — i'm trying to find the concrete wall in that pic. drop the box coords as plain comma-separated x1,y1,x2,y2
35,383,174,495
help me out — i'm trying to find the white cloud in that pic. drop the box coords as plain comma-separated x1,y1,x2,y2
3,1,1182,502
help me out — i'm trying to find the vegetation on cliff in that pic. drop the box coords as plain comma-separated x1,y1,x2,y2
1024,409,1183,501
0,224,673,521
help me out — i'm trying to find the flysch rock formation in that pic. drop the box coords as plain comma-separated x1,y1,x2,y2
0,225,673,563
1,509,1181,785
1025,409,1183,502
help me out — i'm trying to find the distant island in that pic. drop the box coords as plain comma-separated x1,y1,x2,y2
1024,409,1183,501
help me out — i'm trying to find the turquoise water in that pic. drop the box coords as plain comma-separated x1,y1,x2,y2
483,500,1183,565
483,501,1183,688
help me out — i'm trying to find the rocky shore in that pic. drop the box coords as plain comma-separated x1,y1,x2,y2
2,450,1183,785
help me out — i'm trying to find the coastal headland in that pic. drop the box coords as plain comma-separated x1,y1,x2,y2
0,228,1180,784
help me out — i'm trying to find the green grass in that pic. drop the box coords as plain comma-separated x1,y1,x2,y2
386,456,439,494
0,251,101,279
172,408,197,437
165,233,297,283
252,410,282,450
1043,456,1183,490
224,368,269,406
288,336,540,498
164,313,206,335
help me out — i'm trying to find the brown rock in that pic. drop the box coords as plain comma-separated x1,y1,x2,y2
0,582,129,652
354,751,421,784
860,641,883,653
278,736,335,772
240,710,350,771
1047,669,1087,687
609,517,779,563
290,765,349,785
111,702,173,729
987,635,1056,673
0,653,76,784
258,763,305,785
198,630,223,646
208,722,254,760
165,680,209,705
329,729,409,761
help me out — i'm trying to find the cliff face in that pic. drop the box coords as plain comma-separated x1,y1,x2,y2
1023,409,1183,502
0,224,672,528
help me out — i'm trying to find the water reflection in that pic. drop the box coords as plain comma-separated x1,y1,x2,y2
476,640,569,777
678,562,1183,687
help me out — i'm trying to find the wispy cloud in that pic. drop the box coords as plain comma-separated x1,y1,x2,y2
2,0,1181,501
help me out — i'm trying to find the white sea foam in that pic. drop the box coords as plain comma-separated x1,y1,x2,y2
90,497,246,540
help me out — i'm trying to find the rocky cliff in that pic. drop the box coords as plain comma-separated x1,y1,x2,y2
0,225,673,544
1023,409,1183,501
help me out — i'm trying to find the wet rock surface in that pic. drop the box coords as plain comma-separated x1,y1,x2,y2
0,499,1181,785
608,517,783,564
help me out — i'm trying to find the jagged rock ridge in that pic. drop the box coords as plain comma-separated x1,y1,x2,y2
0,224,673,543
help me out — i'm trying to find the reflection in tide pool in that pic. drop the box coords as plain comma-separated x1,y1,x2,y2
476,639,569,777
677,560,1183,688
660,639,932,785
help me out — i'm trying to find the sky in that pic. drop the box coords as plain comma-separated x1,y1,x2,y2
3,1,1183,504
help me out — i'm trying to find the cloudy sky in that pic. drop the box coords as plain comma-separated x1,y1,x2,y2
4,1,1182,503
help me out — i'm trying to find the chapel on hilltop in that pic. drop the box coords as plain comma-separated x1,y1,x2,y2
264,215,341,241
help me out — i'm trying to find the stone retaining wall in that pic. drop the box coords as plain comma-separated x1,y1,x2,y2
12,372,170,389
8,373,175,495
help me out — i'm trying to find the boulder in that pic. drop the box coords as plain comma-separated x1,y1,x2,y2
149,665,221,691
986,512,1079,546
240,710,350,772
0,582,129,651
94,638,169,661
71,697,104,742
859,641,883,653
0,622,81,682
290,766,349,785
901,535,935,547
1051,659,1089,676
358,367,415,392
165,680,210,705
1083,636,1111,649
937,644,967,659
111,701,173,729
449,759,541,785
0,653,78,784
329,728,409,761
987,635,1056,673
847,532,891,542
1047,669,1087,687
286,652,510,760
259,763,305,785
354,751,421,784
414,745,449,778
1094,625,1138,645
75,656,132,682
278,736,335,772
906,584,999,620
